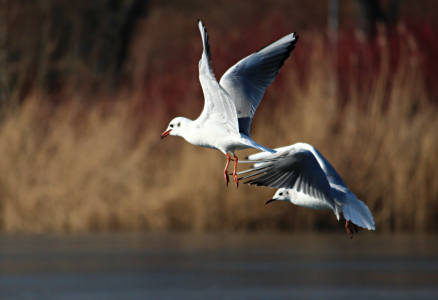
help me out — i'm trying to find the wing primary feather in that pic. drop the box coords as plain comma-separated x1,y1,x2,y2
271,172,291,188
295,174,302,192
238,168,271,180
304,172,311,195
283,172,299,189
245,170,281,186
310,183,316,198
237,166,269,176
275,172,292,188
258,171,284,186
196,20,240,135
219,32,298,136
198,20,212,71
304,175,310,195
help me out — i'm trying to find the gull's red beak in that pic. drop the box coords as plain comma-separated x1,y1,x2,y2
264,199,276,205
160,129,172,139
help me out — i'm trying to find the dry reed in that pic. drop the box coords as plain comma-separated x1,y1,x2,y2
0,24,437,233
0,2,437,233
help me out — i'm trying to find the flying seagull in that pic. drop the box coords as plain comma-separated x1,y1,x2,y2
237,143,375,238
161,20,298,188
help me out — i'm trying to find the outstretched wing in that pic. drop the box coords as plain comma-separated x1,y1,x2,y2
195,20,239,136
238,149,336,211
219,33,298,136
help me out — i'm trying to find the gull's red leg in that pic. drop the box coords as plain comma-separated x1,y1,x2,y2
345,220,359,239
345,220,354,239
351,222,359,234
233,154,239,189
223,153,231,187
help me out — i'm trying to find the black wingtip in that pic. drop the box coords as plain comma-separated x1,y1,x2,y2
253,32,299,75
279,33,299,66
255,32,298,53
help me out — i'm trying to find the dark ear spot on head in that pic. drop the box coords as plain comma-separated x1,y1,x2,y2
178,123,181,127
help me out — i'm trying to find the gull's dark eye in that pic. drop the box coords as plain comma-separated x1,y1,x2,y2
279,193,283,196
170,124,174,128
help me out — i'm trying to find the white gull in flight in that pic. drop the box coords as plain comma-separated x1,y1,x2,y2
161,20,298,188
237,143,375,238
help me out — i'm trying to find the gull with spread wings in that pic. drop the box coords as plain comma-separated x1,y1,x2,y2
161,20,298,188
237,143,375,238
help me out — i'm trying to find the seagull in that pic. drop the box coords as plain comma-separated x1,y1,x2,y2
237,143,375,238
160,20,298,188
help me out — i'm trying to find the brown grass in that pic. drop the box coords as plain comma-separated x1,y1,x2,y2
1,24,437,233
0,1,437,233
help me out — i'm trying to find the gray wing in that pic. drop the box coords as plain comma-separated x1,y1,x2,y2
195,20,239,135
238,149,335,210
310,147,348,188
219,33,298,136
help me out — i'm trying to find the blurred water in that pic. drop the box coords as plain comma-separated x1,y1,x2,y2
0,232,437,300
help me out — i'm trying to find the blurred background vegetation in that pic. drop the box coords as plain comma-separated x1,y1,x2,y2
0,0,437,233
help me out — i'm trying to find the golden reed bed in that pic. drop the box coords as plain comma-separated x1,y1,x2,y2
1,30,437,233
0,1,437,233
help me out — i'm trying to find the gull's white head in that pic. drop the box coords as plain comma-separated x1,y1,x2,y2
265,188,291,204
160,117,190,139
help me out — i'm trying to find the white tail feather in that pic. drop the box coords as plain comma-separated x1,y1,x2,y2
253,143,276,154
240,138,276,154
342,199,375,230
334,209,340,220
247,144,296,160
334,201,342,220
247,151,272,161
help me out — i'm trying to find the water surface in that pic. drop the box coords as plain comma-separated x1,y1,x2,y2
1,232,437,299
